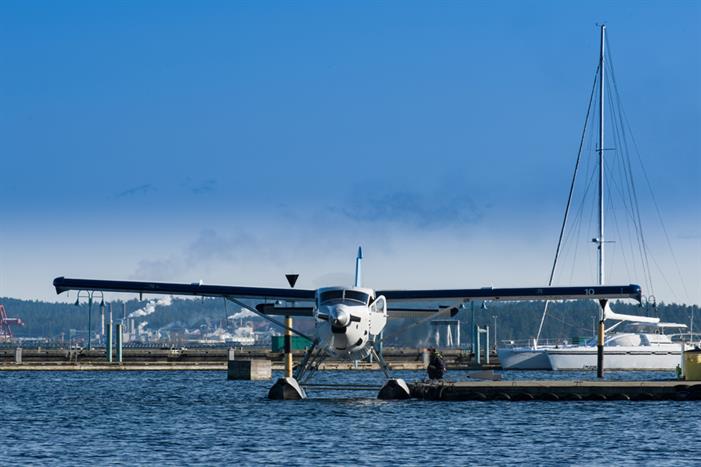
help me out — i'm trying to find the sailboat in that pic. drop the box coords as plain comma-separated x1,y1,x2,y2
546,320,689,371
498,25,689,371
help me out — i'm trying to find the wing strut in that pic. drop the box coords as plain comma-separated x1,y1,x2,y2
225,296,313,342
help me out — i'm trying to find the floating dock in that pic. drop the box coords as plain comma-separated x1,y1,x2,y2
408,380,701,401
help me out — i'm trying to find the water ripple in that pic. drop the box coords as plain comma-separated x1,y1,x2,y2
2,370,700,466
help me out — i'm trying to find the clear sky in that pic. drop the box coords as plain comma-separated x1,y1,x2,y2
1,1,699,304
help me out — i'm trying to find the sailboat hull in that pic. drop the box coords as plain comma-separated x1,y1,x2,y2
546,346,684,371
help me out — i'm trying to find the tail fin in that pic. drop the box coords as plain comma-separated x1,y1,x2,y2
354,246,363,287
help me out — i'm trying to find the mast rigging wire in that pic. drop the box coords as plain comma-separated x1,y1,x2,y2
535,65,600,343
605,35,689,302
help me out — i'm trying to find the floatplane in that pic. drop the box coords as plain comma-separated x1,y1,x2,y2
53,248,641,399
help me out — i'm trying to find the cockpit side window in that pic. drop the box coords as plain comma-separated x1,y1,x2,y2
319,290,344,303
344,290,369,305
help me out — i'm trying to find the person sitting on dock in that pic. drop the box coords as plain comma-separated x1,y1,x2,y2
427,348,446,380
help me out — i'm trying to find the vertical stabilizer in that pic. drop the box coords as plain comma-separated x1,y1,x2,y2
354,246,363,287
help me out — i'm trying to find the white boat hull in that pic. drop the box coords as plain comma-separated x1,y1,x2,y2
546,346,683,371
497,347,552,370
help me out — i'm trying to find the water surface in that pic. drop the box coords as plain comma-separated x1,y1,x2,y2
3,370,699,466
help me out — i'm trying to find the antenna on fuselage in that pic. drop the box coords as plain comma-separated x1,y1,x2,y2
354,246,363,288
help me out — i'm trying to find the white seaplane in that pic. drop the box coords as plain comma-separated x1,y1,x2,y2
53,248,642,399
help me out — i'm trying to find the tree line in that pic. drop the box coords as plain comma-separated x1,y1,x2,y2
2,296,697,347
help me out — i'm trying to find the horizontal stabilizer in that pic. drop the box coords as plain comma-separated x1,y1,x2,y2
255,304,314,317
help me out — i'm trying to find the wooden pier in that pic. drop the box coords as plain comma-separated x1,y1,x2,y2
409,380,701,401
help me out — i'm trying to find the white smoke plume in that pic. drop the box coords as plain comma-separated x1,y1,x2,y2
128,296,173,318
228,308,258,321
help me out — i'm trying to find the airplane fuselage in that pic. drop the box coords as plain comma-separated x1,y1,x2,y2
314,287,387,360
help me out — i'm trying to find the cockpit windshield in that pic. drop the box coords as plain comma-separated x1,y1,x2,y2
319,290,343,303
344,290,370,304
318,289,370,305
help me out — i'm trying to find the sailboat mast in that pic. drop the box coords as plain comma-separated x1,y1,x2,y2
596,24,606,379
598,24,606,286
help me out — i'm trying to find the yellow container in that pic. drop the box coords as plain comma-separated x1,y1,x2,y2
683,349,701,381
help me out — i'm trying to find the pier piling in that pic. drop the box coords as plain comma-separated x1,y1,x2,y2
106,325,113,363
106,304,113,363
116,323,123,363
227,359,272,380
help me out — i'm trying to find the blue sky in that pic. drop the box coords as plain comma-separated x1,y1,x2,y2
1,1,699,303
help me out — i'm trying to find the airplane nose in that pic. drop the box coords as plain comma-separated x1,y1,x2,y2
331,306,350,327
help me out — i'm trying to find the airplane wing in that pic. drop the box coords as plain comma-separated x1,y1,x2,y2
54,277,642,305
386,307,459,319
376,284,642,303
53,277,316,301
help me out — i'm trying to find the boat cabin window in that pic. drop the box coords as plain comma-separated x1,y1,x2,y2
345,290,370,305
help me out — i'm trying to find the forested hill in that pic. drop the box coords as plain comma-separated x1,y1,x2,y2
1,296,698,346
1,297,237,339
383,300,699,347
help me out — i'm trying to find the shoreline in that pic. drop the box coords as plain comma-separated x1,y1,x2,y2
1,347,499,371
0,361,436,371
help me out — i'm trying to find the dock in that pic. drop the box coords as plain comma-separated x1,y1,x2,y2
408,380,701,401
0,347,497,371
